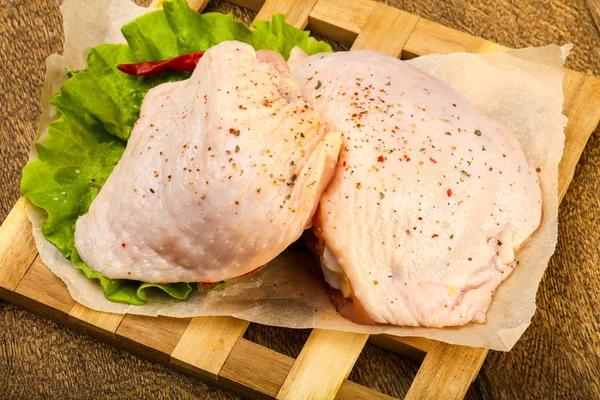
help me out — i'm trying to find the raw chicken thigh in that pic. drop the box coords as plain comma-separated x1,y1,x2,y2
290,50,542,327
75,41,341,284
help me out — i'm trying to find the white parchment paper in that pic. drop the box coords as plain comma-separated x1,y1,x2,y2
27,0,568,351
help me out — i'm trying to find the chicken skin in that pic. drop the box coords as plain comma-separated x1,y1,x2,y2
75,41,341,284
291,49,542,327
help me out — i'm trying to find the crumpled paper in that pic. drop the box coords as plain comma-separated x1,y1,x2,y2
27,0,567,351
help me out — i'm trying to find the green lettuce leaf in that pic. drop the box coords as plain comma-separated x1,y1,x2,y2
20,0,331,305
250,15,332,59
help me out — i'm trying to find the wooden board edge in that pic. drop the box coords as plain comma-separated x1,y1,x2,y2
11,257,76,325
350,3,420,58
558,70,600,201
0,198,39,296
68,302,125,340
276,329,369,400
170,316,250,381
219,337,395,400
115,314,192,364
307,0,374,45
336,380,396,400
405,341,488,400
254,0,319,29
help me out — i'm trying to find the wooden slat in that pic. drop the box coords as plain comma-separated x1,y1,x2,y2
187,0,210,11
276,329,368,400
219,337,393,400
403,18,508,58
368,335,431,362
12,257,76,324
350,3,420,58
68,302,124,339
558,70,600,200
0,198,38,300
115,314,191,363
336,380,395,400
255,0,319,29
171,316,250,381
308,0,375,44
308,0,506,58
405,341,488,400
220,338,294,399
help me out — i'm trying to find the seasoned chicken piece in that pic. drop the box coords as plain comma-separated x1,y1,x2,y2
75,41,341,284
291,50,542,327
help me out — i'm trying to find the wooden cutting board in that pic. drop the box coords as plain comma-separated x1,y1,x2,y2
1,0,600,399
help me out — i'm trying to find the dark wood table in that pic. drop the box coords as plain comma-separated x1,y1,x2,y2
1,0,599,398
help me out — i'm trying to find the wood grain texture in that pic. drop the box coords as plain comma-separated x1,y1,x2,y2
309,0,509,57
220,337,293,399
241,323,423,396
115,314,191,363
255,0,318,29
171,316,249,381
309,0,374,44
13,257,76,325
383,0,600,77
2,0,600,399
335,380,395,400
219,336,393,400
403,18,508,58
350,3,420,57
276,329,368,400
68,302,125,339
0,198,38,300
558,71,600,200
405,342,488,400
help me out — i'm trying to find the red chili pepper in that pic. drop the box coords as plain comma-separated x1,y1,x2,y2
198,264,267,289
117,51,205,76
198,281,219,289
236,263,267,279
447,189,453,197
